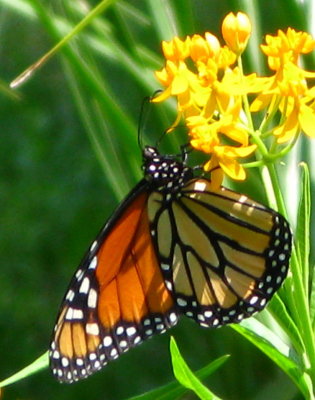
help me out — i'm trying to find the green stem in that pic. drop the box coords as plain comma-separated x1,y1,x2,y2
237,57,254,132
258,94,281,135
266,163,315,382
250,129,269,156
266,131,300,160
241,160,266,168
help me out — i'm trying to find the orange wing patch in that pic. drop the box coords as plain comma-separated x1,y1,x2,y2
96,192,174,327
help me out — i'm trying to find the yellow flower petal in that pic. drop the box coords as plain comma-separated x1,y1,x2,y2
171,74,189,95
205,33,221,56
274,107,299,143
151,87,172,103
299,104,315,138
219,156,246,180
162,37,190,61
190,34,211,62
203,156,224,188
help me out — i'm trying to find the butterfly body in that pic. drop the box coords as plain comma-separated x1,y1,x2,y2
50,146,291,383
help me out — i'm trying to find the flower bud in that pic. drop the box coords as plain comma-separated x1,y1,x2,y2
222,12,251,55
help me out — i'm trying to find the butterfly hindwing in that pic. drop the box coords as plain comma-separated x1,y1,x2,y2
148,178,291,328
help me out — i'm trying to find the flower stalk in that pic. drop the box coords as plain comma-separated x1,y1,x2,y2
154,10,315,397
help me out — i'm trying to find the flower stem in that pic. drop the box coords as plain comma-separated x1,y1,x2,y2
265,162,315,382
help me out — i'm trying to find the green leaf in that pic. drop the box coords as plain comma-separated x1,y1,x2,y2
296,162,311,296
170,337,223,400
232,320,314,399
266,293,304,354
0,352,48,388
127,379,186,400
309,263,315,325
128,349,228,400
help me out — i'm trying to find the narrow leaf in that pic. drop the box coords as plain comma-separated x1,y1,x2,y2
128,352,229,400
266,294,304,354
0,352,48,388
170,337,222,400
296,162,311,297
309,263,315,326
232,320,312,398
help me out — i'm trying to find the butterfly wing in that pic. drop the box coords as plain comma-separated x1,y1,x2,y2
50,181,178,383
148,178,291,328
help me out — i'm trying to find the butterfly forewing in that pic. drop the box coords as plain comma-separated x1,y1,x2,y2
148,178,291,328
50,183,178,383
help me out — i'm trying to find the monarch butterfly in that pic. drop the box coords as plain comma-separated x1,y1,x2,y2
50,146,291,383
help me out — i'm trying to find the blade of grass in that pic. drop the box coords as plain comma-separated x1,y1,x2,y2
11,0,118,88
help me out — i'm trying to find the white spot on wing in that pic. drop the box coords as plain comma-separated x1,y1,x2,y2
103,336,113,347
177,298,187,307
161,263,170,271
90,240,98,252
73,309,84,319
249,296,258,305
134,336,141,344
75,269,84,281
126,327,136,336
62,357,69,367
110,348,118,358
204,310,213,318
86,323,100,335
89,256,97,270
165,281,172,290
116,326,124,335
52,350,60,359
66,290,75,302
65,307,74,320
193,181,207,192
79,277,90,294
169,312,177,323
87,288,98,308
238,195,248,203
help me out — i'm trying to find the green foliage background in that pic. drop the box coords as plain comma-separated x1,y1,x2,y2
0,0,314,399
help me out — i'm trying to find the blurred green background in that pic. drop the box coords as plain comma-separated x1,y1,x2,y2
0,0,313,399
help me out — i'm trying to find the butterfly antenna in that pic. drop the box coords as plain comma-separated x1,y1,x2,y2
138,96,150,150
180,143,193,163
138,90,163,150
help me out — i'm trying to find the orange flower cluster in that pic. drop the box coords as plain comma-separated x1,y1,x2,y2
154,12,315,184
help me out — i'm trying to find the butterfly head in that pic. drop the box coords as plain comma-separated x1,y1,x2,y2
142,146,193,194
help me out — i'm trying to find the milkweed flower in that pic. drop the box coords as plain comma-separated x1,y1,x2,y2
222,12,251,55
154,12,315,185
251,28,315,143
